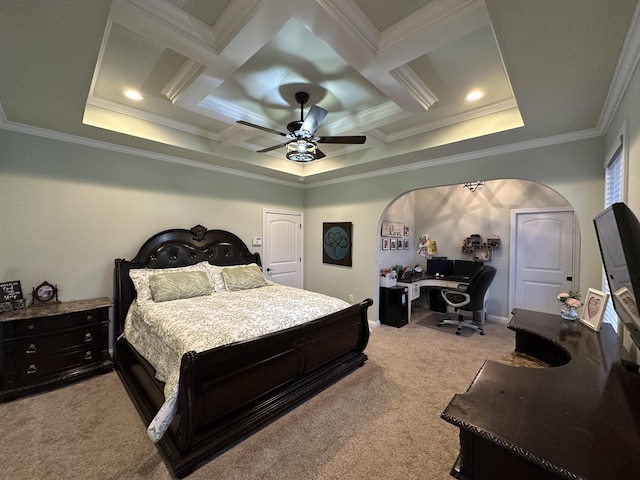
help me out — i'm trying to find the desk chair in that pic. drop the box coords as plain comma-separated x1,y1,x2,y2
437,266,497,335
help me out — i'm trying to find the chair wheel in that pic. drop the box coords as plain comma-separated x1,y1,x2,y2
437,323,441,327
455,330,461,335
480,331,485,336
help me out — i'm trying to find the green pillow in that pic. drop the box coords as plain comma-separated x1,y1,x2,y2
221,264,269,291
148,270,213,302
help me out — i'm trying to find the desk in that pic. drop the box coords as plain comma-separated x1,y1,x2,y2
441,309,640,479
397,274,468,323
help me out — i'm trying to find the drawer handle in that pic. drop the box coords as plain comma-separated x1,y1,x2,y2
84,333,93,342
26,344,37,354
27,324,35,330
27,364,38,374
84,351,93,361
86,314,93,321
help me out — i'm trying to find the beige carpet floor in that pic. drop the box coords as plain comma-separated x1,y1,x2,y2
0,309,525,479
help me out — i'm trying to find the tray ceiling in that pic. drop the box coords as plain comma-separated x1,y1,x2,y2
1,0,637,184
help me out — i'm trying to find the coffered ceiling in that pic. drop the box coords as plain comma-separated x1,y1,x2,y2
1,0,637,185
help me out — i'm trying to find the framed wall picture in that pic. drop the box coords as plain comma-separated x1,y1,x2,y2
381,238,390,250
580,288,609,331
390,238,397,250
323,222,352,267
381,220,404,237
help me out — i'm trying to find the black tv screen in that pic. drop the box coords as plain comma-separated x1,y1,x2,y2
594,202,640,340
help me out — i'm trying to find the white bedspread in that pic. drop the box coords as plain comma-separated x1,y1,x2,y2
123,284,350,442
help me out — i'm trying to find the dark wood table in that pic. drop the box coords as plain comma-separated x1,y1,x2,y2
441,308,640,479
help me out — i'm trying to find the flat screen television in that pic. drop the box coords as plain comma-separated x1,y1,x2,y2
593,202,640,346
453,259,483,280
426,259,454,276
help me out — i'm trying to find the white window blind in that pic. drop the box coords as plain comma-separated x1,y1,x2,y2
602,137,624,329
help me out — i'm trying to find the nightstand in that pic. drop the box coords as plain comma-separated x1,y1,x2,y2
0,297,113,401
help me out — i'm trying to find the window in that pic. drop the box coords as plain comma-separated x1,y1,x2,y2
602,133,625,329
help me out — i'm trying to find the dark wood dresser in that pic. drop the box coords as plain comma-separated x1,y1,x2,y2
442,309,640,479
0,297,113,401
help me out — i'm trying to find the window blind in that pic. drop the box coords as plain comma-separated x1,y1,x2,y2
602,138,624,329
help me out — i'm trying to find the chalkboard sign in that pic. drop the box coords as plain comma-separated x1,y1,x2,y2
1,281,23,301
0,281,25,313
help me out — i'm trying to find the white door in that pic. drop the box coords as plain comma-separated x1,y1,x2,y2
263,210,303,288
511,209,578,314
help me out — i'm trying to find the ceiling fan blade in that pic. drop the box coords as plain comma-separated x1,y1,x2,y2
300,105,328,136
315,148,326,159
257,143,287,153
237,120,287,137
317,135,366,144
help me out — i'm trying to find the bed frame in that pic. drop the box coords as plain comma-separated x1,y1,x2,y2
113,225,372,478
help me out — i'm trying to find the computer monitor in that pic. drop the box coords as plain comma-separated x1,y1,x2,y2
426,259,454,276
454,260,483,280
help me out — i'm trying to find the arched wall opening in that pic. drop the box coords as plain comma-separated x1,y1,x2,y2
376,178,579,324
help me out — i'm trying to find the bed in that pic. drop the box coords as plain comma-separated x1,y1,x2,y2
113,225,372,478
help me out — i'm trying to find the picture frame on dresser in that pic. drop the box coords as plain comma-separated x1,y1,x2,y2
580,288,609,332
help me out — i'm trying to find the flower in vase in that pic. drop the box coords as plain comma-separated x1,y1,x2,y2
557,290,581,306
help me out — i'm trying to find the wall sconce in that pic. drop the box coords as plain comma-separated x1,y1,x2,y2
463,181,485,192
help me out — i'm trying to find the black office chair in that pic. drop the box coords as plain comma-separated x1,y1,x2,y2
437,266,497,335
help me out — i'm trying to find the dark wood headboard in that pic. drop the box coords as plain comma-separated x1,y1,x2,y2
113,225,261,340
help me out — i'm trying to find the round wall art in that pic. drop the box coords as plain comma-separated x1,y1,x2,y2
323,222,352,267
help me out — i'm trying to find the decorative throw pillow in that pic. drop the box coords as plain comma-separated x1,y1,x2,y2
221,264,269,291
129,262,208,303
148,270,212,302
202,263,227,292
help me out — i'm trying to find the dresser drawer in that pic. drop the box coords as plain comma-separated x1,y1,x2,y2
16,345,105,383
0,298,113,400
16,309,105,336
16,323,106,360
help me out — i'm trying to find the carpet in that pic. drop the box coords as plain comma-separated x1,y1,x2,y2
0,308,519,479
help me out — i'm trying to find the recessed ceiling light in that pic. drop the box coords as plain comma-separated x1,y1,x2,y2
123,89,143,101
465,90,485,102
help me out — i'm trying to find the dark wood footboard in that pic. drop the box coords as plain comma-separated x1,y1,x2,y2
114,298,372,478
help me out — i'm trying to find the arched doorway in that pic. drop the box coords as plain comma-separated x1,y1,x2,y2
377,179,576,322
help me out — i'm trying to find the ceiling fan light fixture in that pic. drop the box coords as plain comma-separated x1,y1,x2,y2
286,139,317,162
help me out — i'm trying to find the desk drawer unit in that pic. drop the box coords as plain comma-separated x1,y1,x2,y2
0,297,113,400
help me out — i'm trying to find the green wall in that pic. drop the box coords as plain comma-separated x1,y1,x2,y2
0,129,304,303
304,137,606,320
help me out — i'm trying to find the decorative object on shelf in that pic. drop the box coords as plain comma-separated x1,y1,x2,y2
558,290,581,321
0,280,25,313
417,234,428,257
31,281,60,306
580,288,609,331
463,180,485,192
322,222,352,267
462,234,501,261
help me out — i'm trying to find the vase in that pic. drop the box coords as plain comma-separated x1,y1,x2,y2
560,304,579,321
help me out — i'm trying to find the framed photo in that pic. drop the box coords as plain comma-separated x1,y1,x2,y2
381,238,389,250
613,287,640,327
390,238,397,250
580,288,609,331
322,222,352,267
403,238,410,249
381,220,404,237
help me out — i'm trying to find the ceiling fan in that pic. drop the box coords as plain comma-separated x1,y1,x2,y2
237,91,366,162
